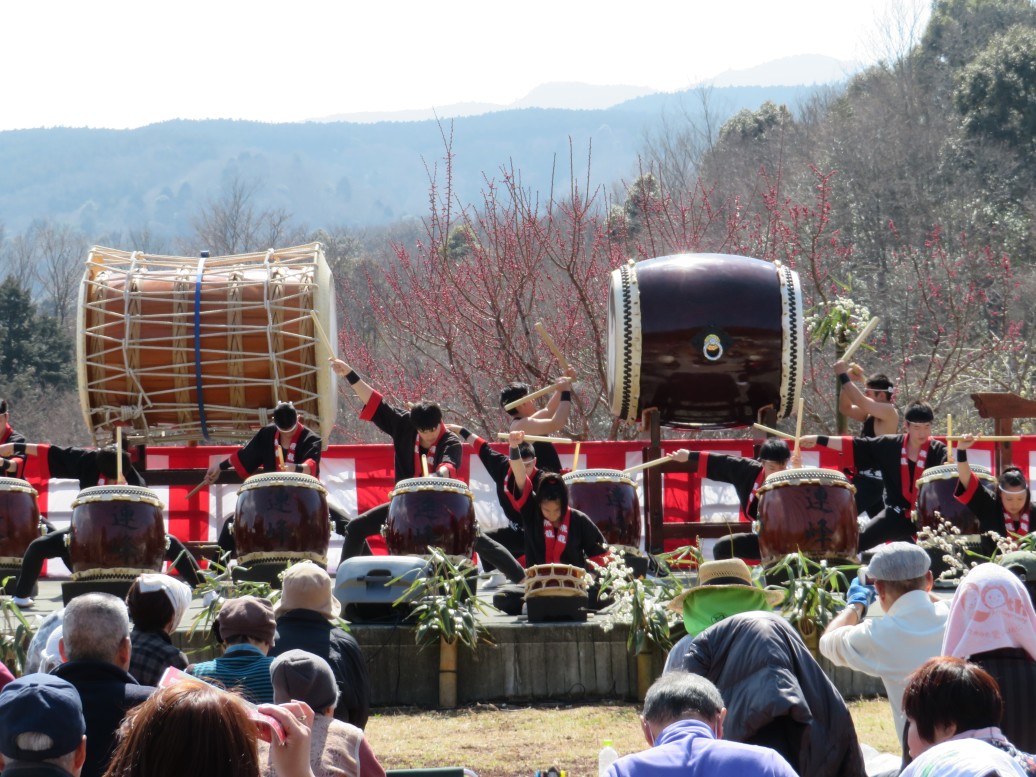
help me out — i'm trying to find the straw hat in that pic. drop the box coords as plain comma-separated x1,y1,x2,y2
668,558,786,614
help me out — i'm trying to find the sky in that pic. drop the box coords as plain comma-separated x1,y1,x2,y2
2,0,929,131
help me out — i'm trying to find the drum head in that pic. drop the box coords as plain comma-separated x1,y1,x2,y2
758,466,851,495
390,477,472,498
72,485,163,508
563,469,636,487
238,471,327,494
0,477,37,495
917,463,994,485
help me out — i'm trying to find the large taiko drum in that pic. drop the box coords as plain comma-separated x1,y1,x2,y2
563,470,641,548
756,467,858,564
915,464,996,534
385,477,477,558
607,254,804,428
0,478,41,566
69,485,166,579
77,243,337,446
234,472,330,566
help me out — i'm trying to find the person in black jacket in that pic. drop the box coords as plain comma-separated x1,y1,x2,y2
0,399,27,478
498,370,575,474
954,434,1031,538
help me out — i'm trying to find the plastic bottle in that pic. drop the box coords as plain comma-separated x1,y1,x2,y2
598,739,619,777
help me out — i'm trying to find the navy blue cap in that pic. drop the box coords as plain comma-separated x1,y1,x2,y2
0,673,85,760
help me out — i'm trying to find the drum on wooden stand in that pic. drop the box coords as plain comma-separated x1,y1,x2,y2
0,477,41,568
523,563,591,623
385,477,477,558
77,243,336,446
69,485,166,580
234,472,330,567
756,467,859,564
563,470,641,548
915,463,996,534
607,253,804,428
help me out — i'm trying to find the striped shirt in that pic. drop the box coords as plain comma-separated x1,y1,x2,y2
188,643,274,704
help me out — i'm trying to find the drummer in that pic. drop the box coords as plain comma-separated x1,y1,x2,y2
672,439,793,561
202,401,324,557
955,434,1031,537
329,358,462,560
0,441,203,607
507,430,611,570
0,399,27,478
835,360,899,517
800,400,947,551
499,368,576,473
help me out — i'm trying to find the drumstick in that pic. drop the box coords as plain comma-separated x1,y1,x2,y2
572,441,581,472
421,454,429,477
496,433,574,444
116,426,123,484
187,481,207,499
534,322,571,372
840,317,880,362
793,397,804,458
309,311,336,355
944,435,1022,442
751,423,796,441
946,414,953,462
623,455,674,476
502,381,567,412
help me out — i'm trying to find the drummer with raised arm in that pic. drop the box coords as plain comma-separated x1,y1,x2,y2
0,440,202,606
800,401,947,551
330,358,462,560
955,434,1031,537
0,400,27,478
203,402,324,556
500,368,576,474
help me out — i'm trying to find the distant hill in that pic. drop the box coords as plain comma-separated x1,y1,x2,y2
0,83,836,239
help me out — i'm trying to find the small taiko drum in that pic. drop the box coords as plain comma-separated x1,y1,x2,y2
524,563,590,598
606,253,804,428
915,464,996,534
563,469,641,548
756,467,859,564
234,472,330,566
385,477,477,558
0,478,41,566
69,485,166,579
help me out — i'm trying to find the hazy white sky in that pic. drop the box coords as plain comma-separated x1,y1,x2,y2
3,0,927,131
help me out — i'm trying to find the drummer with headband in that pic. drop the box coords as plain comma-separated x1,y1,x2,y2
0,399,27,478
203,401,324,557
0,440,203,607
800,400,947,551
955,434,1031,537
500,368,576,473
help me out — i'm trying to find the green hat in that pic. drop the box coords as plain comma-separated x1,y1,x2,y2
668,558,785,637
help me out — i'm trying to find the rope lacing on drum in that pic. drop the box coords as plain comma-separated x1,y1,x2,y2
193,254,211,441
258,407,269,427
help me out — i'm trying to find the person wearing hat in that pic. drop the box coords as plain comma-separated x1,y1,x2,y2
203,401,325,558
0,673,88,777
261,650,385,777
819,541,949,745
270,562,371,729
663,559,786,673
126,573,193,687
189,595,278,704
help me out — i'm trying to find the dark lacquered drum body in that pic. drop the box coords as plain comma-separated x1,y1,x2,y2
607,254,804,428
69,485,166,577
757,467,858,564
915,464,996,534
0,477,40,565
385,477,477,557
234,472,330,565
563,470,641,547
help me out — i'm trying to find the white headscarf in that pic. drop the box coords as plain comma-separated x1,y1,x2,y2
942,563,1036,660
137,573,193,629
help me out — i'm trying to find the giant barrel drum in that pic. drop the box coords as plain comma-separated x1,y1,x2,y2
607,254,804,428
77,243,337,445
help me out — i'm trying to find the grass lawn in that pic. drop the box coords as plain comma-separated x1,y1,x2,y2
364,697,899,777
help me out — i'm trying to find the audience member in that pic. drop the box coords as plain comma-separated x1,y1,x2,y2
102,677,316,777
900,657,1033,776
819,542,948,743
23,611,62,674
671,610,867,777
261,650,385,777
605,672,797,777
0,662,11,693
271,562,371,729
663,559,785,673
941,563,1036,753
52,593,154,777
126,574,192,686
0,673,87,777
189,595,277,703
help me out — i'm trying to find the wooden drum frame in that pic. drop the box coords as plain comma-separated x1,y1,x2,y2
524,563,590,598
915,463,996,534
385,477,478,558
69,485,167,580
756,467,859,564
0,477,41,566
563,469,641,548
77,243,337,445
606,253,804,428
234,472,330,567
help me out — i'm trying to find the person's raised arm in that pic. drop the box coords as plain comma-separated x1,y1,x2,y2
329,357,374,405
798,434,844,452
956,433,976,489
508,429,528,494
835,360,897,429
513,373,573,435
0,442,38,475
